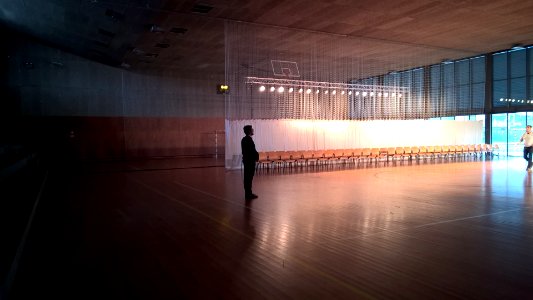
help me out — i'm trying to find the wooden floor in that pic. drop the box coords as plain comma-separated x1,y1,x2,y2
8,156,533,299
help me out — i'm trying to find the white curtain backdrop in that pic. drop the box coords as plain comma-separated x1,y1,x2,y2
225,119,483,169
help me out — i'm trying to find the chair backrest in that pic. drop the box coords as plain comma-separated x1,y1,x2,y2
324,150,336,158
271,151,283,160
301,150,314,158
289,151,302,160
410,146,420,154
314,151,325,159
279,151,291,160
396,147,406,155
448,145,456,152
258,152,269,160
342,149,353,157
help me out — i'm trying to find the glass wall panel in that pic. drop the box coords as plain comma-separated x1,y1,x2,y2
493,52,507,80
492,113,508,155
510,77,526,103
509,112,527,156
493,48,531,109
493,80,508,107
528,47,533,75
472,83,485,109
510,50,526,78
472,57,485,83
470,114,485,144
456,59,470,84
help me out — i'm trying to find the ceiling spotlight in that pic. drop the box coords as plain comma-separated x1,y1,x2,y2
259,86,266,92
325,90,329,94
332,90,336,95
512,99,516,102
362,92,367,97
384,92,389,97
500,98,504,101
378,92,382,97
348,91,352,95
299,88,303,93
355,91,360,96
398,93,402,98
306,88,312,94
270,87,275,92
289,87,294,93
392,93,396,97
278,86,284,93
316,89,320,94
511,43,526,51
341,91,345,95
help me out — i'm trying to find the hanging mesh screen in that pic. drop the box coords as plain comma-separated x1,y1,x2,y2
225,21,482,121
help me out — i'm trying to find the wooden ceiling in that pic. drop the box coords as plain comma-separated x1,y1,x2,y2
2,0,533,78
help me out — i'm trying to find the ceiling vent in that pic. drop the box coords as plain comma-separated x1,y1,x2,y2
170,27,188,35
150,24,165,33
93,40,110,47
132,48,145,55
98,28,115,38
144,53,159,58
155,43,170,48
105,9,124,21
192,3,213,14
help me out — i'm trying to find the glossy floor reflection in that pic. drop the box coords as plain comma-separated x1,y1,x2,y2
9,157,533,299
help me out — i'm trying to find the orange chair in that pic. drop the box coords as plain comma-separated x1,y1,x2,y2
370,148,381,162
270,151,284,167
410,146,420,160
258,152,273,169
351,148,363,162
302,150,318,166
419,146,428,159
361,148,371,161
401,147,412,160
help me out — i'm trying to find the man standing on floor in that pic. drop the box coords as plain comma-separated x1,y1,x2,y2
519,124,533,172
241,125,259,200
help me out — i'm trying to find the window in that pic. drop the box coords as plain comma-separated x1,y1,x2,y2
493,48,532,108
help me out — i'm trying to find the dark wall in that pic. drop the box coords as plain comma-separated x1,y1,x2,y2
3,30,226,160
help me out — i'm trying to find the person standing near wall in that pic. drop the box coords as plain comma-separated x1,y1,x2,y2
520,125,533,172
241,125,259,200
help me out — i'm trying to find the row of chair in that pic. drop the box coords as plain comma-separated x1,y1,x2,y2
257,144,499,168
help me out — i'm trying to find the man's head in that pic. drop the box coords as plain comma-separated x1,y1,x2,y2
243,125,254,136
527,125,532,133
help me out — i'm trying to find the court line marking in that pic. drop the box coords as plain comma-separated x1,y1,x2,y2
3,171,49,296
334,207,529,242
